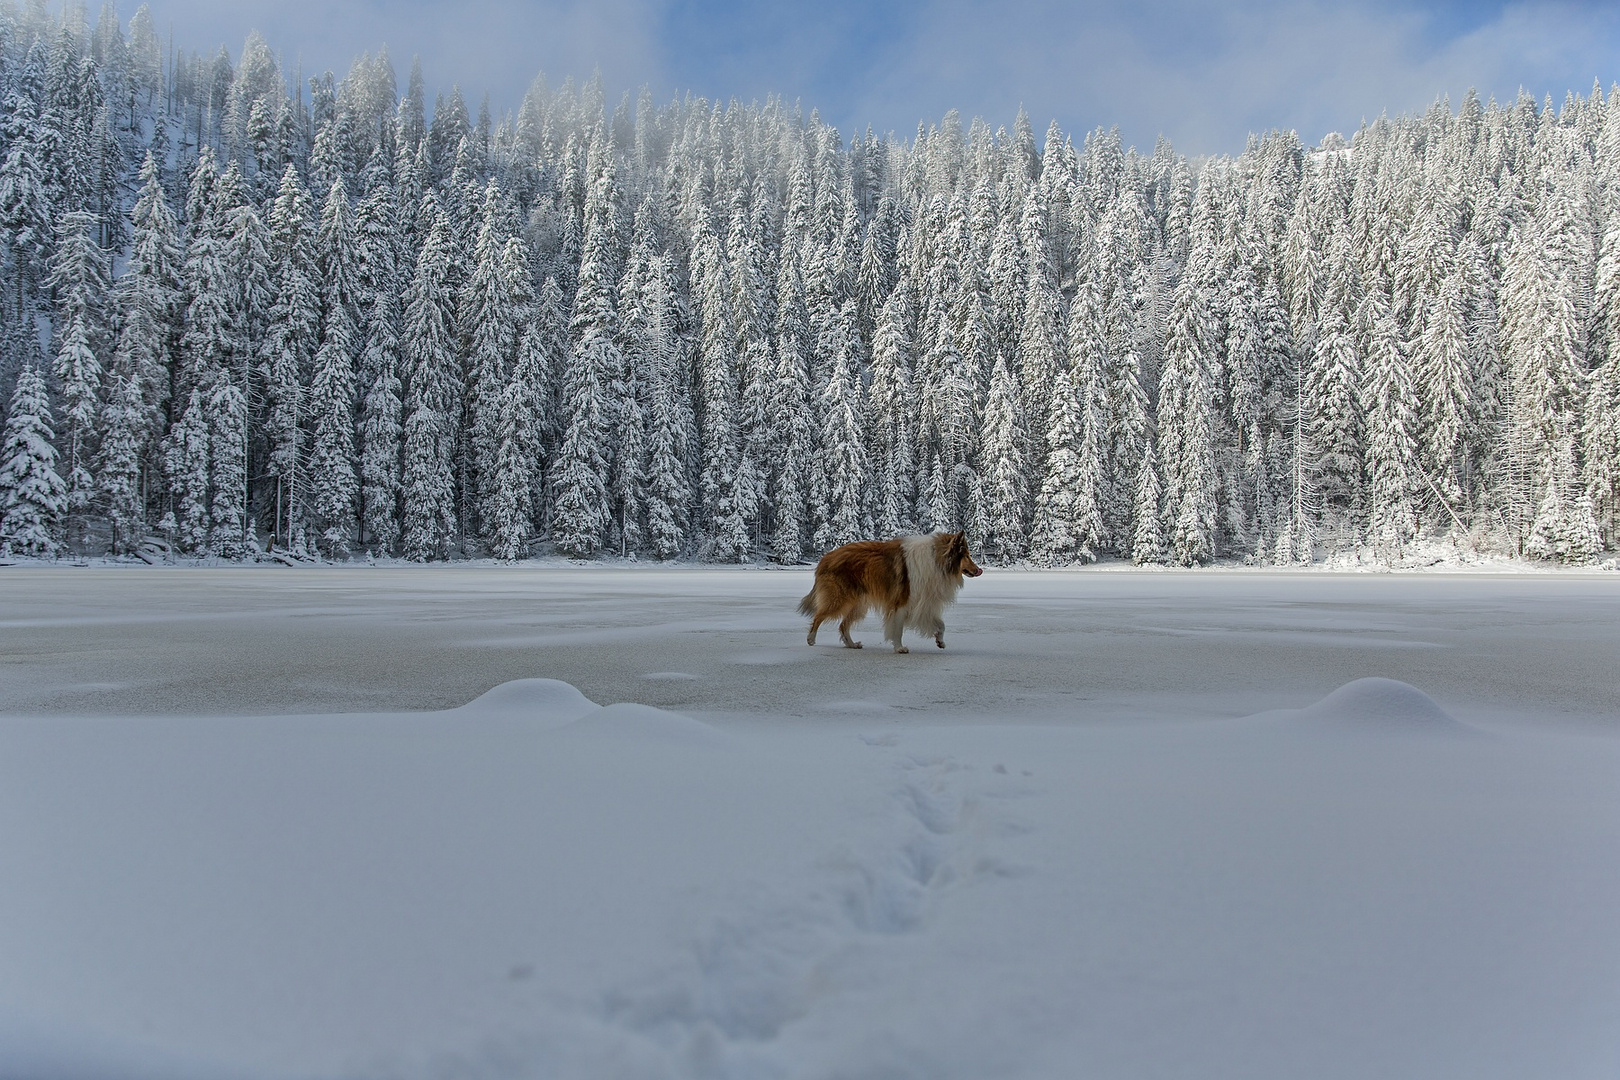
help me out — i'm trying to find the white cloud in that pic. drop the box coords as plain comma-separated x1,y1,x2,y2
136,0,669,111
844,0,1620,152
130,0,1620,154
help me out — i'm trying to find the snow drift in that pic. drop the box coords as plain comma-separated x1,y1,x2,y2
2,675,1617,1080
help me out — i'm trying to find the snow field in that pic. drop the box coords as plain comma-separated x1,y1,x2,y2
2,668,1619,1079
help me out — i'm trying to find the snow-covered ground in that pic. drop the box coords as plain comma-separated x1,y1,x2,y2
2,565,1618,1079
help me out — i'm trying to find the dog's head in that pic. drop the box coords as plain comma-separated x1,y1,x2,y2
940,531,983,579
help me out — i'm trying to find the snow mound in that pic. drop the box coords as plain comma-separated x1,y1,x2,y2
453,679,721,743
1297,677,1468,732
453,678,599,728
556,701,725,745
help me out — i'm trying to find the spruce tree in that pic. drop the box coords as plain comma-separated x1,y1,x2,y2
163,388,210,554
1157,278,1217,565
769,245,814,561
0,364,66,555
867,284,915,539
641,255,692,561
98,370,145,553
358,286,403,554
49,209,109,508
813,299,870,551
306,176,362,555
977,352,1029,562
1131,438,1165,565
0,91,52,303
113,151,183,461
484,256,547,561
550,164,622,559
692,217,740,550
207,370,248,557
400,198,460,560
1499,209,1588,552
1362,293,1419,554
260,165,319,547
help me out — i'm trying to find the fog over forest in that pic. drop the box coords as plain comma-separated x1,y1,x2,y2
2,1,1619,566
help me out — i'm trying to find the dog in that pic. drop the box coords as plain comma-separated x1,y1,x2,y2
798,532,983,653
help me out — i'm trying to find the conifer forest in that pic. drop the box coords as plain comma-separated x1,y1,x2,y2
3,2,1620,566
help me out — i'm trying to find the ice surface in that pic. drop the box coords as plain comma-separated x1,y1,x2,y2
6,565,1620,728
1,567,1618,1079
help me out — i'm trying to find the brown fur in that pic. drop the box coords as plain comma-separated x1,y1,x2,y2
798,532,984,653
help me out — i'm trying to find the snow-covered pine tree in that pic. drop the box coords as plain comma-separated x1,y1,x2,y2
112,151,183,463
641,253,693,561
483,242,547,561
48,208,109,510
486,376,537,561
977,352,1029,562
358,285,403,555
1029,357,1104,564
1065,269,1117,548
1362,291,1419,555
1413,257,1475,513
399,197,462,561
98,368,145,553
1131,437,1164,565
1157,276,1218,565
305,176,361,555
1305,234,1363,529
769,245,814,562
691,216,740,552
1585,210,1620,542
611,229,654,558
207,368,248,557
728,189,772,550
1527,432,1601,563
1498,203,1588,552
0,363,66,555
530,274,571,464
460,182,517,544
550,158,623,559
162,388,210,553
867,283,915,539
813,299,871,551
0,88,53,306
260,163,319,547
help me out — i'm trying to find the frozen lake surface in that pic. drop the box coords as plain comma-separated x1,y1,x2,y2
6,563,1620,726
1,565,1618,1079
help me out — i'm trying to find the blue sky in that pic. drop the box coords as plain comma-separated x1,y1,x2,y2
138,0,1620,154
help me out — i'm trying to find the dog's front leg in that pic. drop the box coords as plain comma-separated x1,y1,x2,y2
932,616,947,649
884,610,908,653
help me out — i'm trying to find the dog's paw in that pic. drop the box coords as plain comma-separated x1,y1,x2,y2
844,640,863,649
894,645,910,654
935,638,946,649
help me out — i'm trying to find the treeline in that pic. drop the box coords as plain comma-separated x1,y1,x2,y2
1,2,1618,564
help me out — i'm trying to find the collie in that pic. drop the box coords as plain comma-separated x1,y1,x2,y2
798,532,984,653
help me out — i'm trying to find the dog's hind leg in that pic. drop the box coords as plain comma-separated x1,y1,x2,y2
838,612,864,649
807,613,825,646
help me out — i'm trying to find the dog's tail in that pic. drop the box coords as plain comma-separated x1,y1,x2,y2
797,589,817,617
